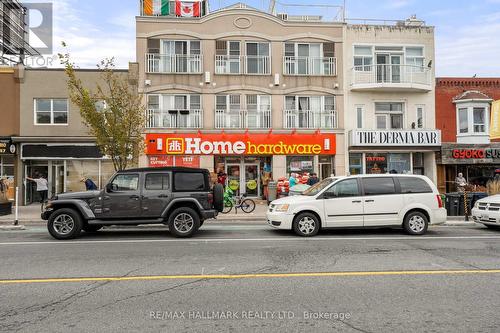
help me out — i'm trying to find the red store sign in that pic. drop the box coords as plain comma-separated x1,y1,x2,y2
452,149,500,159
148,155,200,168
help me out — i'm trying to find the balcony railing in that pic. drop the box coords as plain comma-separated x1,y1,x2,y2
146,109,203,129
215,110,272,129
283,110,338,129
145,54,203,74
351,64,431,89
283,57,337,76
215,55,271,75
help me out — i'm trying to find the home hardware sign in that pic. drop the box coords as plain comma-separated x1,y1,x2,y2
350,130,441,147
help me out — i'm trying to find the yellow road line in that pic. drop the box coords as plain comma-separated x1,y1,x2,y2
2,269,500,285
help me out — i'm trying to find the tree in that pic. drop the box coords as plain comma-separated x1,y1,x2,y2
59,45,144,171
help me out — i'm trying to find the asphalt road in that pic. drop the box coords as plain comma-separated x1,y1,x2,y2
1,223,500,333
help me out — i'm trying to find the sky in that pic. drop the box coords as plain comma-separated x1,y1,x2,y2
23,0,500,77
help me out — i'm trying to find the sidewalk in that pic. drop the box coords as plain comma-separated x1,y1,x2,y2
0,201,271,226
0,202,477,227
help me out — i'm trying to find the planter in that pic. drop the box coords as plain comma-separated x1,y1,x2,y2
0,202,12,216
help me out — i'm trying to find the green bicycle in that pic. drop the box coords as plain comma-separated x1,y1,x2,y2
222,187,256,214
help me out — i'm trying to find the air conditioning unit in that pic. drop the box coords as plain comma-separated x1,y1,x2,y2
204,71,211,84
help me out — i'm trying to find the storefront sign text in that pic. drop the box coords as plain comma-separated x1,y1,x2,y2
146,133,336,156
350,130,441,147
452,149,500,159
0,139,16,155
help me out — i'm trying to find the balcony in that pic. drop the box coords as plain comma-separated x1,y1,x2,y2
283,57,337,76
283,110,338,129
146,109,203,129
215,110,272,129
215,56,271,75
145,54,203,74
350,64,432,92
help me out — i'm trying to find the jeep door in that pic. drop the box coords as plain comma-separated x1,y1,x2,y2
141,172,171,217
102,173,141,219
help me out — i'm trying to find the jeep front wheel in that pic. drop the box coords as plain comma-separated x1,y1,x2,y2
48,208,83,240
168,207,200,238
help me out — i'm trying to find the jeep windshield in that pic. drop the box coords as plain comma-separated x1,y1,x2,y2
303,178,337,196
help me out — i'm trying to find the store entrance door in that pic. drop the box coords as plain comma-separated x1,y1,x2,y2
226,164,241,196
244,164,260,197
25,163,48,205
50,162,65,198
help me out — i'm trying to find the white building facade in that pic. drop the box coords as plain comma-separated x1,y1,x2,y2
343,18,440,183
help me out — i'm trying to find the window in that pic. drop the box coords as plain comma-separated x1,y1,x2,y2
174,172,206,191
349,153,363,175
458,108,468,133
362,178,396,196
398,177,432,194
473,107,486,133
387,153,411,174
111,174,139,191
405,47,424,70
284,43,335,75
145,173,170,190
375,102,404,129
325,179,360,198
365,154,387,174
356,105,364,129
416,105,425,128
354,46,373,71
412,153,425,175
35,99,68,125
216,41,241,74
246,42,270,74
0,155,14,179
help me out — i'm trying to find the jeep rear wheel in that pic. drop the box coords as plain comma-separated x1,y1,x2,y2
48,208,83,240
168,207,200,238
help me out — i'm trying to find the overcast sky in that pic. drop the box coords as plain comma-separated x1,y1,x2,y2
24,0,500,77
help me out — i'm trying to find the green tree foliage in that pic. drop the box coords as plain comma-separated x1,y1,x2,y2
59,44,144,171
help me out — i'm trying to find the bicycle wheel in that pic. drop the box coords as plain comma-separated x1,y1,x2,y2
222,200,233,214
240,199,256,213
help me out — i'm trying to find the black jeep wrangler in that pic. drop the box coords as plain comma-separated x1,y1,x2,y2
42,167,224,240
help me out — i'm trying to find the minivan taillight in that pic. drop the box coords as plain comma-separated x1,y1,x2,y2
436,195,443,208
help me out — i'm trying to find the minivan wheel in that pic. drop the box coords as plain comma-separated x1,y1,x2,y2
48,208,83,240
293,212,320,237
403,211,428,235
168,207,200,238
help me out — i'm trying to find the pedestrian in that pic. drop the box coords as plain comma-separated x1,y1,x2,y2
307,173,319,186
289,173,298,188
26,174,48,203
455,172,467,192
80,177,98,191
217,171,227,186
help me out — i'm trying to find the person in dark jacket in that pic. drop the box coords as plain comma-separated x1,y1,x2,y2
307,173,319,186
81,177,98,191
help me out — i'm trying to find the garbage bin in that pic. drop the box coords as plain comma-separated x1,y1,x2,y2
267,181,278,204
445,193,460,216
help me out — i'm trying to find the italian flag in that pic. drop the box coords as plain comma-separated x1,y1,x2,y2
143,0,170,16
175,0,201,17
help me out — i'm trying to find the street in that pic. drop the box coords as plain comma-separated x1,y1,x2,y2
1,223,500,332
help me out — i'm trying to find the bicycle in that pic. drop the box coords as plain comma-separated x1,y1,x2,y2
222,187,256,214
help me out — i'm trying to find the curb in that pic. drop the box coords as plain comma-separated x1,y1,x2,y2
0,225,26,231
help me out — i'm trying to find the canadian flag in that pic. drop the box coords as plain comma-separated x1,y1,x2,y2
175,0,201,17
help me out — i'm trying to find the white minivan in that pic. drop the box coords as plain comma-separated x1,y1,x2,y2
267,174,447,236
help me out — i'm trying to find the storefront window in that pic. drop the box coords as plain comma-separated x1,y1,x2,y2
319,156,335,179
349,153,363,175
287,156,314,175
0,155,15,201
387,153,411,174
365,153,387,174
66,160,101,193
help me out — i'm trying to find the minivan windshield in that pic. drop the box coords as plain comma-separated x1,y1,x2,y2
303,178,338,196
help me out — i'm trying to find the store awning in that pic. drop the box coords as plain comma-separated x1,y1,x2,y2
21,145,104,159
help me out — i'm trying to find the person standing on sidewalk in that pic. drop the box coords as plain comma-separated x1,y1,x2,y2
26,175,49,203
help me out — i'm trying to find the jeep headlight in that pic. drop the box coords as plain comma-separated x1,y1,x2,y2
274,204,290,212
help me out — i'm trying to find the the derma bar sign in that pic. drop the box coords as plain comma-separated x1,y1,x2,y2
350,130,441,146
146,133,336,156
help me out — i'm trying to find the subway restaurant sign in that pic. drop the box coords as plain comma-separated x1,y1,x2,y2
146,133,336,156
350,130,441,147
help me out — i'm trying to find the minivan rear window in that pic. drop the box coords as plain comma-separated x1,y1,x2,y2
362,178,396,196
174,172,206,191
398,177,432,194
